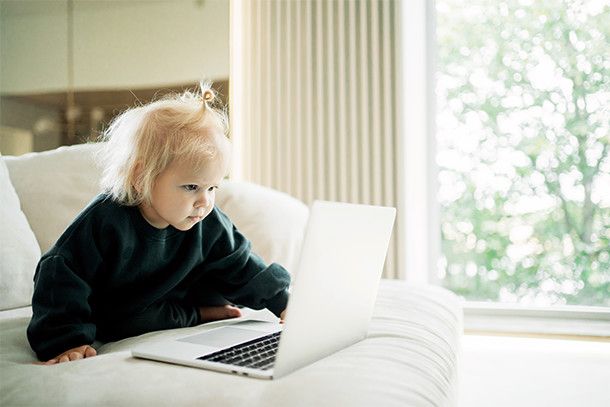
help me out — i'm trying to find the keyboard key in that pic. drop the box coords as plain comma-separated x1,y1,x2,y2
197,331,281,369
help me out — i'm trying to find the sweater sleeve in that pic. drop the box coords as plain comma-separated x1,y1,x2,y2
27,255,96,361
201,211,291,317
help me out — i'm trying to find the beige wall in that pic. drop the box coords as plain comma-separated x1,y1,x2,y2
0,0,230,94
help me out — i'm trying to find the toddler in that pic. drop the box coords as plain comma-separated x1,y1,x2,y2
27,83,290,364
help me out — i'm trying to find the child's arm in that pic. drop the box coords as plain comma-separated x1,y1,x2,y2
198,209,291,318
27,255,97,362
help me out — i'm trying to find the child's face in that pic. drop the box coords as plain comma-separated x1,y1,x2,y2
138,156,226,231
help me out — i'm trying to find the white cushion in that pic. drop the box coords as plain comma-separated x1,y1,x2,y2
0,154,41,310
3,144,104,255
216,181,309,273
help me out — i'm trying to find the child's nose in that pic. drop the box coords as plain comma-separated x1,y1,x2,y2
195,191,212,208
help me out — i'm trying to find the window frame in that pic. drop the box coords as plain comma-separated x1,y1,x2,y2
398,0,610,337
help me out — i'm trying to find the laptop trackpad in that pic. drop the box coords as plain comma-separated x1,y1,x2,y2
178,327,267,348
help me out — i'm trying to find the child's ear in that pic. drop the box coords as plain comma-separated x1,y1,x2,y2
132,161,144,193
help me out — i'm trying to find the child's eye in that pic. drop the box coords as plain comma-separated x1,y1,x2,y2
183,185,199,192
207,186,218,192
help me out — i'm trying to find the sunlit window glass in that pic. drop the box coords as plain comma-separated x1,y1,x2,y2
436,0,609,306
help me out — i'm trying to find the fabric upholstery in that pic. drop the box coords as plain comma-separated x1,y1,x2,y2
0,155,41,310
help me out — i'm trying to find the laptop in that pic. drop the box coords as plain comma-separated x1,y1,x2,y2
131,200,396,379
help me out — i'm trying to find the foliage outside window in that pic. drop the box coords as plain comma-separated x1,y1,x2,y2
436,0,609,306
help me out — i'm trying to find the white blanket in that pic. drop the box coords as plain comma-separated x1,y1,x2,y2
0,280,462,407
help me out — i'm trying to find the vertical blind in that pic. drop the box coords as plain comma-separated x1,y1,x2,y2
231,0,401,278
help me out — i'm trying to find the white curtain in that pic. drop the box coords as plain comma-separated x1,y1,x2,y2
230,0,408,279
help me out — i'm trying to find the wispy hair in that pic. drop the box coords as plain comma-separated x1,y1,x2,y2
97,81,230,206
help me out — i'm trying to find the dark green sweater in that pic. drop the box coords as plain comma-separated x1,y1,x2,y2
27,194,290,361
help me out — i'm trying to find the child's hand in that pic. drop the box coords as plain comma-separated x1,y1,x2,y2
198,304,242,322
280,309,287,323
37,345,97,365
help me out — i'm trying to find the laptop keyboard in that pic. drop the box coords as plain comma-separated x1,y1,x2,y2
197,331,281,370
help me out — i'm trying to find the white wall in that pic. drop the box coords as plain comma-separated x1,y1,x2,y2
0,1,68,94
0,0,229,94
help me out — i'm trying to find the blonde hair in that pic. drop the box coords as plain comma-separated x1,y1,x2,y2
98,81,230,206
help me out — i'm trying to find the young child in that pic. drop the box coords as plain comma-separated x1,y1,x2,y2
27,83,290,364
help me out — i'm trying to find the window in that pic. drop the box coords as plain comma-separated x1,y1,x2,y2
435,0,609,308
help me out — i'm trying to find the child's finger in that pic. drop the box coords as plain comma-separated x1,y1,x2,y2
69,352,83,361
84,346,97,358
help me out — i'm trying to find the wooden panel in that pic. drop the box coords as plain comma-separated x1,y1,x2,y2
1,80,229,146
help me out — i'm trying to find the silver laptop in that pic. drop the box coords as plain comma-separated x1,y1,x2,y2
132,200,396,379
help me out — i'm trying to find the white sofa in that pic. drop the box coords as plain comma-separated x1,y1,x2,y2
0,144,462,407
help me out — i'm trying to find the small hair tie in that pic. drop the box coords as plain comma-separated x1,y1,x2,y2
202,89,214,103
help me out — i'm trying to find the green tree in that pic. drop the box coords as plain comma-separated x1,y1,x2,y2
436,0,609,306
